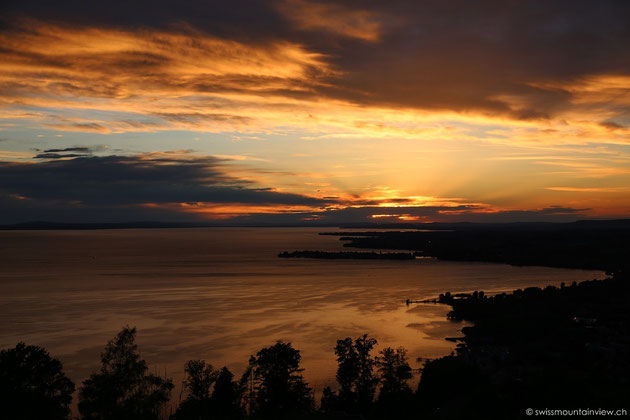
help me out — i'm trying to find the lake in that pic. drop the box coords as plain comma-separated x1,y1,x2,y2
0,227,604,405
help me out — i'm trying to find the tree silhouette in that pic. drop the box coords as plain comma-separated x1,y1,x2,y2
238,358,255,417
376,347,412,400
248,341,313,419
354,335,379,408
374,346,414,418
318,386,339,415
211,367,244,420
0,342,75,420
171,360,217,420
333,334,378,412
185,360,218,401
334,337,358,404
78,326,173,420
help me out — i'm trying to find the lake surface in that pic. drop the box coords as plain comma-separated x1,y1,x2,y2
0,227,604,403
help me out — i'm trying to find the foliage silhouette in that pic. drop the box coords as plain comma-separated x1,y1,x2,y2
318,386,338,417
172,362,244,420
211,367,245,420
0,342,75,420
327,334,379,415
372,347,415,419
184,360,218,401
376,347,412,401
78,326,174,420
171,360,217,420
247,341,313,419
416,272,630,419
416,354,493,419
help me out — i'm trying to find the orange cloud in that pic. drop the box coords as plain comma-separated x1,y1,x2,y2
142,202,326,220
370,214,427,222
546,186,630,193
277,0,382,41
0,150,35,159
0,20,329,79
529,75,630,107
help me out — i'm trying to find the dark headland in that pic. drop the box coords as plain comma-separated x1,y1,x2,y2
278,250,416,260
321,219,630,271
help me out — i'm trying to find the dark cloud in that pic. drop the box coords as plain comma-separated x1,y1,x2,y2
34,153,89,159
600,121,627,130
34,146,98,159
43,147,91,153
0,1,286,43
0,154,334,223
320,1,630,119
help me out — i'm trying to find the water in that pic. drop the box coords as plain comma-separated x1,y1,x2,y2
0,227,603,405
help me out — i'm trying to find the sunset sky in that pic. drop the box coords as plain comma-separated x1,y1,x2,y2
1,1,629,224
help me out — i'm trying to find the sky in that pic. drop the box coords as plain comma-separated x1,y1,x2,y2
1,0,629,224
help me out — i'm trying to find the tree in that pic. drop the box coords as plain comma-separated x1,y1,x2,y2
318,386,339,415
184,360,218,401
171,360,217,420
334,334,378,411
249,341,313,419
238,358,255,416
78,326,174,420
0,342,75,420
354,334,379,407
373,347,414,419
211,367,244,420
376,347,412,400
334,337,358,403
